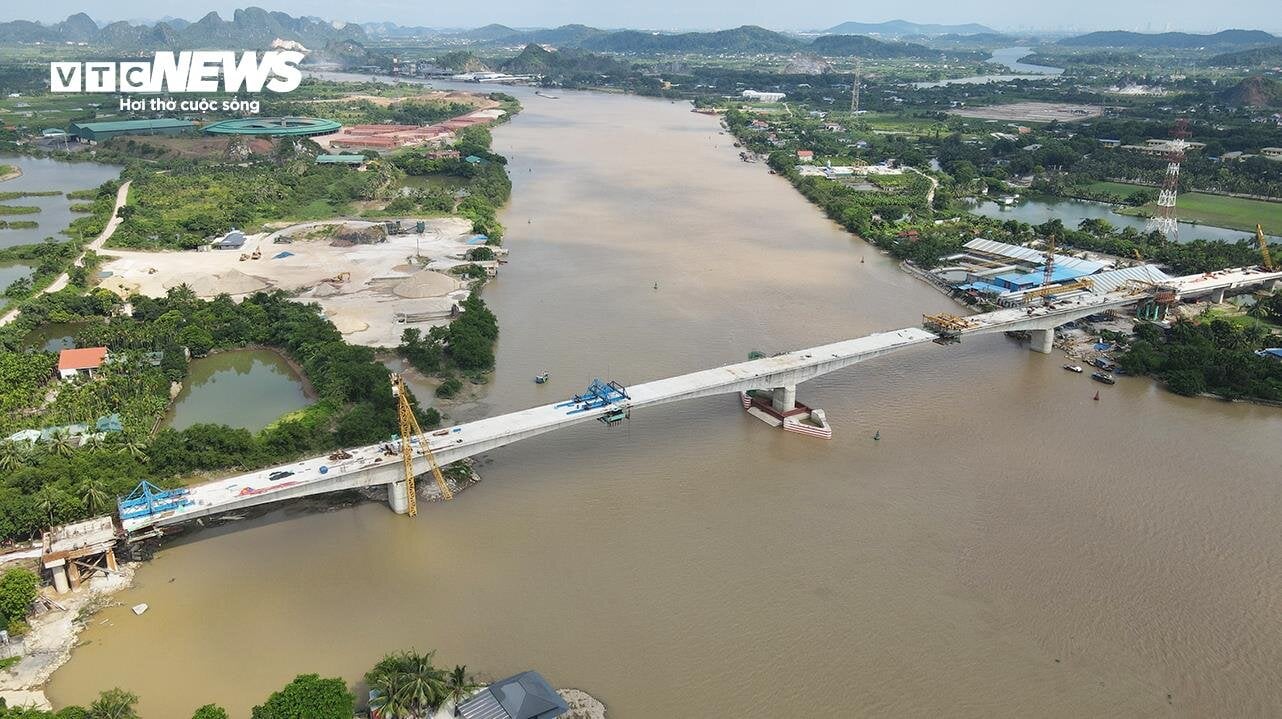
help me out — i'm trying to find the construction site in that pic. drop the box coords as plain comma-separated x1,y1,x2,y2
95,217,506,347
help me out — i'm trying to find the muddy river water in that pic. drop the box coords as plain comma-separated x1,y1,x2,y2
48,83,1282,717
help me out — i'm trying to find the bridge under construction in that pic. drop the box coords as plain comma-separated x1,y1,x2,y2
113,264,1282,540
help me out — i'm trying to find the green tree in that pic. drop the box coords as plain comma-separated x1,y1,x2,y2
87,688,139,719
0,568,39,624
366,651,448,718
190,705,229,719
79,477,112,516
445,665,479,712
251,674,354,719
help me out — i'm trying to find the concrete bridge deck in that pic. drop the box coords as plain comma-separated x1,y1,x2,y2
120,265,1282,533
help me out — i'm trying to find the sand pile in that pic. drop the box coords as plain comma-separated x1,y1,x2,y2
164,268,267,296
392,270,460,299
328,313,369,334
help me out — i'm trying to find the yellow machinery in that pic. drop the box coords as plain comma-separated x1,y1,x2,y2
1021,277,1094,301
1258,224,1276,271
392,374,452,517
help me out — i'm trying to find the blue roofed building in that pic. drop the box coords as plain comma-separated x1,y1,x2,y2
457,671,568,719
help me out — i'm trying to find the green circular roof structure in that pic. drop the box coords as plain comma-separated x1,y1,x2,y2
203,116,341,137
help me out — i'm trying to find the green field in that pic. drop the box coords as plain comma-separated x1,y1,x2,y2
1081,181,1151,199
1113,189,1282,235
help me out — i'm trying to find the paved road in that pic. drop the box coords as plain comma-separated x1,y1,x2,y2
0,180,131,326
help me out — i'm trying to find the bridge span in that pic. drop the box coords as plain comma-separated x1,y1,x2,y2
119,265,1282,534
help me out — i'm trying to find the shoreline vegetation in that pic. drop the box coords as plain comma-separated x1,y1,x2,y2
0,165,19,182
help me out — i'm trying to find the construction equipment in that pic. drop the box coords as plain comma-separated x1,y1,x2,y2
391,374,452,517
325,271,351,284
1021,277,1094,301
922,313,975,344
1041,235,1056,305
1257,224,1276,271
117,481,193,521
250,247,262,260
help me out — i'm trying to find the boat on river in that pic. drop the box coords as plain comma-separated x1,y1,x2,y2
1091,371,1115,385
1063,364,1083,373
534,372,550,384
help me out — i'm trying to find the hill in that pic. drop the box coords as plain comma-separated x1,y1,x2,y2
1207,44,1282,67
580,25,802,54
808,34,940,58
506,24,610,47
499,43,632,76
0,7,366,48
457,23,519,41
824,19,996,36
1058,29,1277,49
1219,76,1282,107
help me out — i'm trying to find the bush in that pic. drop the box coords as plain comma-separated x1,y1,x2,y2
435,377,463,399
0,568,38,624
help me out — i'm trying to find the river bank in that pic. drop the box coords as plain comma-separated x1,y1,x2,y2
0,165,21,182
0,562,137,711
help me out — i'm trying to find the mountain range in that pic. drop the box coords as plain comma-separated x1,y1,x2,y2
822,20,997,36
0,7,364,49
1057,29,1277,49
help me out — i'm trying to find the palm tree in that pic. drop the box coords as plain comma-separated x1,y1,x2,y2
119,436,149,464
80,477,113,516
34,485,60,525
445,665,479,716
88,688,140,719
47,430,75,458
366,650,448,718
0,442,25,472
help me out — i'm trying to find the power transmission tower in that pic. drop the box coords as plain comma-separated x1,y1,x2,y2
1146,117,1190,242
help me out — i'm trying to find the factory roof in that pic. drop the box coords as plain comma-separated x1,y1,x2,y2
963,238,1107,274
1086,264,1174,294
70,118,194,133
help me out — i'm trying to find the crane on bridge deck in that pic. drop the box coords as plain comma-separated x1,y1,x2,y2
1258,224,1276,272
392,373,452,517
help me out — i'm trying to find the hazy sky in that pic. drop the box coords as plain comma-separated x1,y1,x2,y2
2,0,1279,34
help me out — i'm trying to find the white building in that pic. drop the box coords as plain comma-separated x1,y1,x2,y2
742,90,785,103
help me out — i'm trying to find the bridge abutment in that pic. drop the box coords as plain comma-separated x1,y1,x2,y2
1030,328,1054,354
388,480,410,514
1210,288,1226,304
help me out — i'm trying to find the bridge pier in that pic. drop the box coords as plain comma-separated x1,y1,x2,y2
388,480,410,514
771,385,797,413
1210,288,1226,304
1030,328,1054,354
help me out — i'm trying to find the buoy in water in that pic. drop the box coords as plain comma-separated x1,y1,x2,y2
1093,391,1100,401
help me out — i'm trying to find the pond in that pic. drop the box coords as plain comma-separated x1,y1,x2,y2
0,260,32,297
22,321,92,352
914,46,1063,88
965,195,1277,245
0,155,123,249
164,349,312,433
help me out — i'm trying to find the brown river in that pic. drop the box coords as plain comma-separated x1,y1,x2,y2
49,84,1282,718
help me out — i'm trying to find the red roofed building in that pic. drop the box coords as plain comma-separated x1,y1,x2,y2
796,150,814,162
57,347,108,380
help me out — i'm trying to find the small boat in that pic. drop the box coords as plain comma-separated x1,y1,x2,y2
534,372,549,384
1093,390,1100,401
873,430,880,441
1091,372,1115,385
132,603,149,616
599,407,628,425
1063,364,1083,373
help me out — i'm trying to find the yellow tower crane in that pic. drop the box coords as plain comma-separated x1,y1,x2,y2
1257,224,1276,272
392,373,452,517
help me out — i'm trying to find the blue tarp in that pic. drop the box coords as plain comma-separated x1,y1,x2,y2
272,251,294,259
466,234,489,245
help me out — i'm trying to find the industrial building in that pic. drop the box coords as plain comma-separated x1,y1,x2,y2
930,238,1171,307
315,153,366,167
742,89,786,102
68,118,195,143
202,116,341,138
